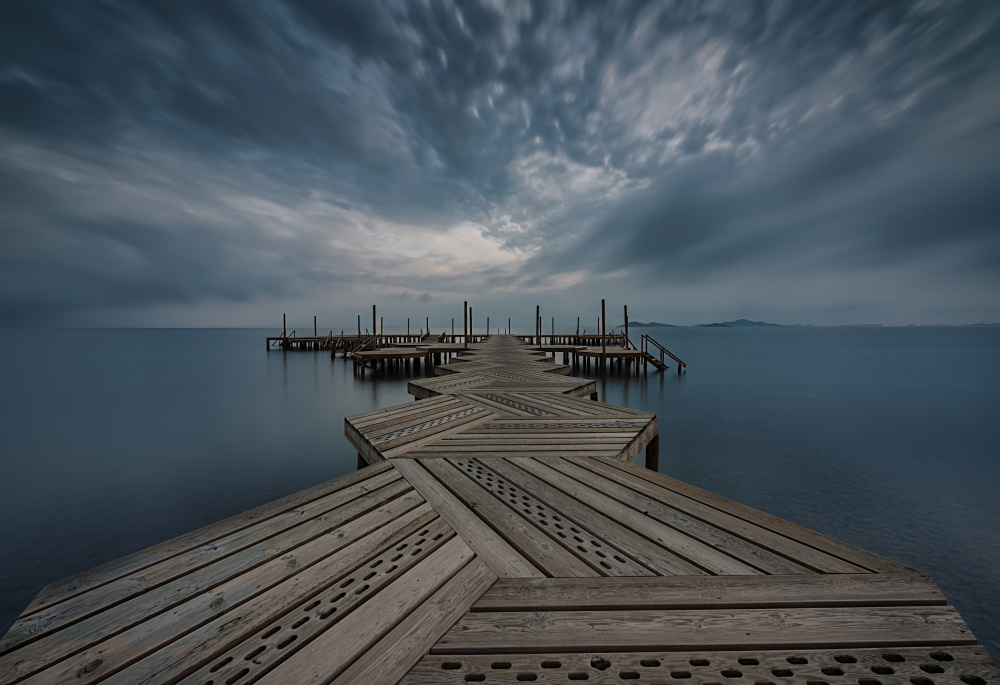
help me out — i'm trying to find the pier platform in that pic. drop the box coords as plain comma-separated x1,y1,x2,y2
2,335,996,684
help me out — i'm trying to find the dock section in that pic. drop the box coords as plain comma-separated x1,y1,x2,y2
2,335,997,684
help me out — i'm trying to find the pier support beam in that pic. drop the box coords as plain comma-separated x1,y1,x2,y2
645,434,659,472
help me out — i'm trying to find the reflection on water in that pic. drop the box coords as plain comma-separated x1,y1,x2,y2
0,326,998,661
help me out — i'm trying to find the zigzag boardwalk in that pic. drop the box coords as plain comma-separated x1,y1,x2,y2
2,336,996,684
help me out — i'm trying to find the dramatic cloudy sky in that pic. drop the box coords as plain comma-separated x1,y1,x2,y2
2,0,999,327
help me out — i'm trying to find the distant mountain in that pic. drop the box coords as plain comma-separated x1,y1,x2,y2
698,318,782,327
615,321,677,328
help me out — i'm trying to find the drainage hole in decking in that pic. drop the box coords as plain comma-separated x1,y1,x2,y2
410,548,423,556
787,657,808,664
225,668,249,685
690,659,710,666
614,555,626,563
354,584,370,595
920,664,945,673
386,565,398,573
340,578,355,588
721,670,742,678
771,669,793,677
290,616,309,629
620,671,640,679
434,533,444,540
491,661,511,669
960,677,987,685
858,680,882,685
210,657,233,672
910,679,934,685
244,646,265,661
331,592,346,602
600,561,612,569
670,672,692,679
396,543,408,551
576,545,587,553
540,661,561,668
567,674,589,681
872,666,895,675
304,600,321,611
370,559,383,568
835,656,858,664
639,659,660,667
882,654,905,662
441,662,462,669
464,675,485,682
260,627,280,639
930,653,954,661
318,607,337,619
392,554,403,561
738,658,759,666
276,635,297,649
364,571,377,580
822,668,844,676
515,673,537,681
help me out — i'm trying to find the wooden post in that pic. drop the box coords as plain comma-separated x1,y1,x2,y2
601,299,606,371
470,306,473,340
357,314,361,336
373,305,377,350
624,305,629,351
508,317,511,335
487,316,490,336
536,305,540,348
380,316,383,341
407,317,410,336
283,313,286,337
463,301,468,349
314,315,317,337
551,316,554,337
426,316,429,336
577,316,580,337
357,453,366,470
645,434,659,471
452,318,455,340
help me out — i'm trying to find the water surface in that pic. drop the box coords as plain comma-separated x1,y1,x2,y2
1,326,997,661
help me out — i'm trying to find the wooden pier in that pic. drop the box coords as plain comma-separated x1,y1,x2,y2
2,335,997,684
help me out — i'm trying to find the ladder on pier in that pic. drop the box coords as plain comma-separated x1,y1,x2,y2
640,333,686,373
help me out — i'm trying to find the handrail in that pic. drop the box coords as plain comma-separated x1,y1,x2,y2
641,334,685,369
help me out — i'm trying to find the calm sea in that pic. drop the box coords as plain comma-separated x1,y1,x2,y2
1,326,998,660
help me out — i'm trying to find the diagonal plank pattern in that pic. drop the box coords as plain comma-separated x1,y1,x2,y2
2,334,996,684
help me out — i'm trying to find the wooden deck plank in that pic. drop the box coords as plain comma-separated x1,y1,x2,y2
432,606,976,654
516,458,761,576
548,458,818,575
566,456,868,574
594,456,916,573
12,461,394,621
49,508,446,685
474,458,690,577
254,536,475,684
391,460,544,579
2,489,426,683
404,645,1000,684
473,574,947,612
2,469,405,654
331,560,497,684
1,475,411,659
421,459,599,578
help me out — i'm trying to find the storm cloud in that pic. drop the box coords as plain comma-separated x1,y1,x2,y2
1,0,999,326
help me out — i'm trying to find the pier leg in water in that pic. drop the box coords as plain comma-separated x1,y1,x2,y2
645,434,659,471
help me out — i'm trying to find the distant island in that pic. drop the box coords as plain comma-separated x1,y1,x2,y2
618,318,783,328
615,321,677,328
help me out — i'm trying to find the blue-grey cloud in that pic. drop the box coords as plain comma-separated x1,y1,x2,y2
1,0,999,326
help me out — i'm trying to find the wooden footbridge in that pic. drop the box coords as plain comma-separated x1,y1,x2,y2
2,335,997,684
